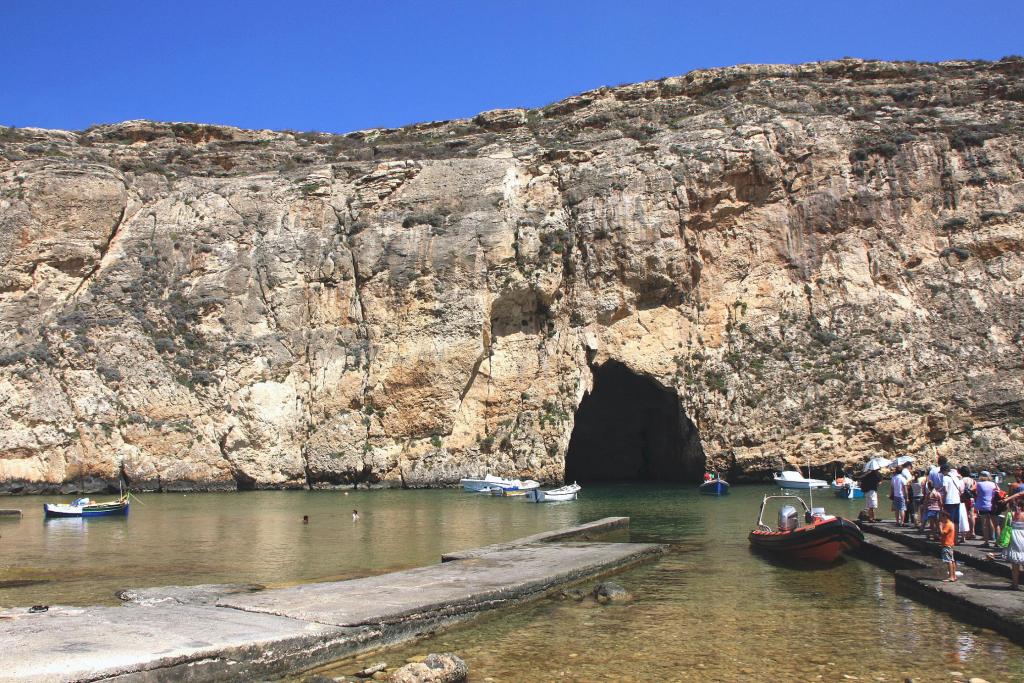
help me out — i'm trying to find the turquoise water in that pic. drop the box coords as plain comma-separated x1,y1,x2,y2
2,484,1022,681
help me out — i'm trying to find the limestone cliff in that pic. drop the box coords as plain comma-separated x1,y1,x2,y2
1,57,1023,492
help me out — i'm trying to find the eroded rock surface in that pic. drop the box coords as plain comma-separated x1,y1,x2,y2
1,58,1023,492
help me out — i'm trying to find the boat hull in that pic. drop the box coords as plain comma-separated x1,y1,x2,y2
460,477,514,492
526,486,580,502
749,517,863,563
699,480,730,496
773,478,829,490
44,501,129,518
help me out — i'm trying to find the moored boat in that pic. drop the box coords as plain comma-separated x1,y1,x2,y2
526,483,581,502
773,470,829,490
830,477,863,499
460,474,516,492
699,479,730,496
488,479,541,495
748,494,863,563
43,496,129,518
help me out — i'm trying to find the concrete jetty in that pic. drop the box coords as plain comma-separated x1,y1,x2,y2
0,517,663,682
856,521,1024,646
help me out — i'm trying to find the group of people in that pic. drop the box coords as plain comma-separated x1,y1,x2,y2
859,457,1024,588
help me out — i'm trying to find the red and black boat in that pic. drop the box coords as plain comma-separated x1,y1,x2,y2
749,495,863,563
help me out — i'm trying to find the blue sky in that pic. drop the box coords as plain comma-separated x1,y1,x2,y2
2,1,1021,133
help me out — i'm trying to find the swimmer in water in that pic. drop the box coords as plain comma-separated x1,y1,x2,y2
352,509,360,522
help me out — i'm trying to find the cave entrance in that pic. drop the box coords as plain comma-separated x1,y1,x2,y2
565,360,705,482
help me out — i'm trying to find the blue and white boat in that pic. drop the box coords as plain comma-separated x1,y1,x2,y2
830,477,863,499
699,479,730,495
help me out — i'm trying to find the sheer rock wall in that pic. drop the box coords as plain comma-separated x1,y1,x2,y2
1,58,1023,491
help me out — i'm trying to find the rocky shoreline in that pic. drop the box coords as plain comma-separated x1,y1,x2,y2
2,57,1023,493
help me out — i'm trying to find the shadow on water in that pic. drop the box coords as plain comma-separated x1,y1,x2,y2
747,546,853,571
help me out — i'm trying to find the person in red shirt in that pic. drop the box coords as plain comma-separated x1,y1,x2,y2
938,509,957,582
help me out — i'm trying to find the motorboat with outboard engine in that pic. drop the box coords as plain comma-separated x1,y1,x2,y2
748,494,863,563
460,474,516,492
773,470,829,490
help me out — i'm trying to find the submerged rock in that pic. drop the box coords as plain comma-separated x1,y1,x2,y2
593,581,632,603
558,588,588,601
389,653,467,683
353,662,387,678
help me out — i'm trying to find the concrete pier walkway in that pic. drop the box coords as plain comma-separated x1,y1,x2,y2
856,521,1024,646
0,517,662,682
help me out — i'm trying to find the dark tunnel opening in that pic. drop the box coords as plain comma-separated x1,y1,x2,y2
565,360,706,483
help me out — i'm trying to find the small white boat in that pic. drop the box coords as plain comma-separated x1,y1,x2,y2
526,483,581,502
488,479,541,496
773,470,829,490
460,474,516,492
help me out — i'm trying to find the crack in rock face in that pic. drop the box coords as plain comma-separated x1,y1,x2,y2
1,57,1024,491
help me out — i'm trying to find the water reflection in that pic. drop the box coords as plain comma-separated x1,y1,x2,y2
2,485,1023,681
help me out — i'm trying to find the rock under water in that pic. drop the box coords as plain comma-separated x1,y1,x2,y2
1,58,1023,492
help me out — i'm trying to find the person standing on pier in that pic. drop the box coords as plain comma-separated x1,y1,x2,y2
924,482,943,539
938,509,958,582
909,470,925,526
940,464,964,544
891,467,909,527
928,455,947,490
957,467,976,540
988,491,1024,591
975,472,999,548
858,467,883,522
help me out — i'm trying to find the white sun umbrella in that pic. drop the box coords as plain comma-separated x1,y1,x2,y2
895,455,915,466
863,456,892,472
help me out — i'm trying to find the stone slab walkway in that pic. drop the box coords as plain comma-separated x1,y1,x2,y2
0,518,662,683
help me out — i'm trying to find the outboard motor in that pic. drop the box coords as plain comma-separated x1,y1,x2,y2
778,505,799,532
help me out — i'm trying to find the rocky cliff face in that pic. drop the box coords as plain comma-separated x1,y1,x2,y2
2,58,1023,492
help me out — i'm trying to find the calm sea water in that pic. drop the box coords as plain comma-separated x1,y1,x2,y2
3,484,1023,681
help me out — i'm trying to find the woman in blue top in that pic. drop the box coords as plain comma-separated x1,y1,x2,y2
975,472,999,547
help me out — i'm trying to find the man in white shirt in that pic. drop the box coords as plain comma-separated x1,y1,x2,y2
891,468,909,526
940,464,963,543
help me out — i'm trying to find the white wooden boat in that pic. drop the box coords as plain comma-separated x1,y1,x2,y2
526,483,581,502
460,474,516,492
773,470,829,490
43,496,129,518
488,479,541,495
